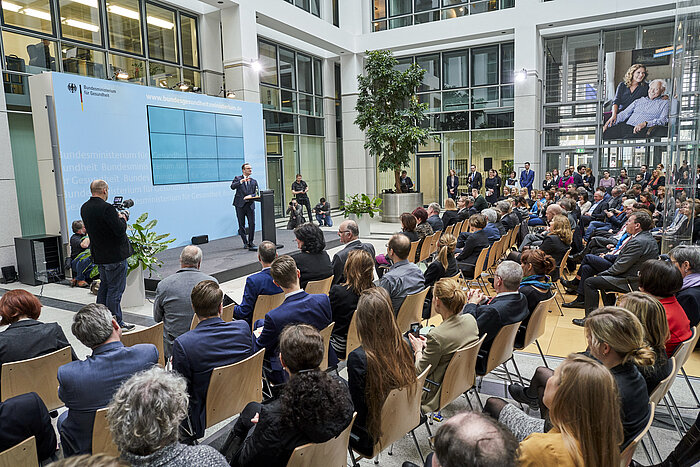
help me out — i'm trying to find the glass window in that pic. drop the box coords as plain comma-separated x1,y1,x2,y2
295,0,309,11
418,92,441,112
148,62,179,88
315,97,323,117
260,85,280,110
604,28,636,53
470,129,514,175
146,3,177,63
443,89,469,111
264,111,296,133
266,134,281,155
500,84,514,106
297,54,313,94
472,46,499,86
442,50,468,89
373,20,387,31
281,89,296,113
566,33,599,102
389,16,411,28
61,44,106,78
414,10,439,24
472,86,499,108
59,0,102,46
182,68,201,90
416,54,440,91
313,58,322,96
441,6,467,19
298,93,314,115
2,31,57,72
107,0,143,55
389,0,411,16
545,38,563,103
299,136,325,195
109,53,146,84
1,0,54,34
470,0,498,14
279,47,296,90
442,0,467,5
501,43,514,83
395,57,413,72
310,0,320,16
373,0,386,19
180,14,198,68
642,23,674,48
472,110,513,129
414,0,439,11
258,40,278,86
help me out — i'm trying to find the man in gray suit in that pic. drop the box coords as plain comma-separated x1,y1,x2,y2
375,234,425,313
570,211,658,326
331,219,376,284
153,246,216,359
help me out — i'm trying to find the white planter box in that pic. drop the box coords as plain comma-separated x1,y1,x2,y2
347,213,372,238
121,266,145,308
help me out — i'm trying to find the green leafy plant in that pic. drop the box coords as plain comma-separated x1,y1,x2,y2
127,212,176,276
342,193,383,218
75,248,99,279
355,49,439,193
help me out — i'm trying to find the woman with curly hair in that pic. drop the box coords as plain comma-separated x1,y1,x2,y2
226,324,353,466
412,206,433,262
605,63,648,129
329,249,375,358
291,222,332,288
347,287,417,456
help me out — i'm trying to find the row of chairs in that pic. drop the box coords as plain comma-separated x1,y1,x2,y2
408,219,468,266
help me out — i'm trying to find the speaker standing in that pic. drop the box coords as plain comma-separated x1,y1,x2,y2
231,163,258,251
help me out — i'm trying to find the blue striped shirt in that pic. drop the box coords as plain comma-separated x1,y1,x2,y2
615,96,669,127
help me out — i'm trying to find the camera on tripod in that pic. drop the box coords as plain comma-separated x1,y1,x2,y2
113,196,134,220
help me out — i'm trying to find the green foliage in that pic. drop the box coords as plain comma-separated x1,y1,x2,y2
502,160,515,178
354,49,439,192
127,212,176,277
342,193,383,218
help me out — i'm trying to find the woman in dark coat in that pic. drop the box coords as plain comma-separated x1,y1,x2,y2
291,223,332,288
446,168,459,200
485,169,501,205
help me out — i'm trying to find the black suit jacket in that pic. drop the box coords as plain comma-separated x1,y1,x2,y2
456,208,470,222
292,251,333,289
585,200,609,221
456,229,489,264
573,172,584,188
677,286,700,327
331,240,376,284
0,320,77,373
469,172,483,190
0,392,56,461
80,196,131,264
442,210,459,227
231,176,258,208
540,234,570,281
501,212,519,231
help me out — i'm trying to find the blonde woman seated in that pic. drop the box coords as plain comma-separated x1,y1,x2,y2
519,354,623,466
409,278,479,413
422,233,458,318
441,198,459,227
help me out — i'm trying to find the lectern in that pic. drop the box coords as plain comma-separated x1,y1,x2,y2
255,190,282,248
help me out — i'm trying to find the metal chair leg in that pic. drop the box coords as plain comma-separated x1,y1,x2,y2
424,418,433,437
465,391,474,410
510,356,525,386
663,395,684,438
681,367,700,407
410,430,425,463
667,391,689,433
640,439,653,465
647,432,662,463
535,340,550,369
472,388,485,411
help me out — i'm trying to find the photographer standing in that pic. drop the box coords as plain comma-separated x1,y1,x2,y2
80,180,134,330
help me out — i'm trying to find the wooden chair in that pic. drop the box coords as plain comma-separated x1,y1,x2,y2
396,288,430,333
620,403,655,467
92,408,119,457
0,346,72,411
476,321,523,392
510,224,520,249
433,336,486,412
344,312,360,359
222,302,235,322
319,322,335,371
647,358,683,441
350,367,431,465
670,327,700,415
462,247,490,295
122,322,165,367
250,293,286,329
460,220,470,233
205,349,264,429
485,238,503,274
554,248,571,302
418,236,433,263
305,275,334,295
408,240,420,263
287,413,356,467
0,436,38,467
513,295,557,369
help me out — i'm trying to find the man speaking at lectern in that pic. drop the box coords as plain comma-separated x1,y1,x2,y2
231,162,258,251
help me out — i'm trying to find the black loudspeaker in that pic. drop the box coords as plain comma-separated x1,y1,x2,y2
1,266,17,284
191,235,209,245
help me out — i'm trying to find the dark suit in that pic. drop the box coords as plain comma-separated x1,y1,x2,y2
0,393,56,461
172,317,254,439
468,172,483,190
473,195,488,212
441,210,458,227
573,172,584,188
676,286,700,327
456,229,489,279
57,341,158,456
292,251,333,289
231,175,258,246
462,292,530,374
427,214,443,232
581,200,610,228
501,212,519,232
539,234,570,281
234,268,283,324
254,291,333,384
447,175,459,199
456,207,470,222
520,169,534,195
583,231,659,314
331,240,376,284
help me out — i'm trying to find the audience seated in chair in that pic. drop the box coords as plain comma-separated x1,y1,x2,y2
153,245,217,360
441,198,459,228
346,288,416,457
515,204,564,253
58,303,158,456
223,324,353,467
422,234,458,318
106,367,228,466
331,220,376,285
426,203,444,232
669,245,700,327
232,241,283,325
408,277,478,413
375,233,425,314
253,255,333,384
514,250,556,347
455,214,490,279
290,223,333,289
172,280,254,441
0,392,57,462
413,207,434,261
329,249,375,359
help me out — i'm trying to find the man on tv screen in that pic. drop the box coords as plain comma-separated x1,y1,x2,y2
603,79,669,140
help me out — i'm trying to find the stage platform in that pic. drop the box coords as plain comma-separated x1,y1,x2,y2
145,229,342,291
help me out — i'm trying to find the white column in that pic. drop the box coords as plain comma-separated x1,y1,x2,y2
322,59,339,207
221,5,260,103
0,88,23,267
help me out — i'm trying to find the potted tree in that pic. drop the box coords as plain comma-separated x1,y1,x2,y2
342,193,382,236
355,49,438,222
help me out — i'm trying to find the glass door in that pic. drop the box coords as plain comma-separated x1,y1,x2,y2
266,158,284,218
417,154,441,205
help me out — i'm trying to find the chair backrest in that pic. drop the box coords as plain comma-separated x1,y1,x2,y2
408,240,420,263
121,322,165,367
649,357,677,405
1,346,72,411
305,275,334,295
510,224,520,248
372,366,431,457
251,293,286,329
396,288,431,333
620,402,656,467
460,220,470,233
486,238,503,270
92,408,119,457
438,335,486,411
484,321,522,375
0,436,38,467
319,322,335,371
344,311,361,359
418,236,433,263
672,326,699,369
559,249,571,279
286,413,357,467
222,302,235,322
205,349,264,428
470,247,490,280
517,294,557,350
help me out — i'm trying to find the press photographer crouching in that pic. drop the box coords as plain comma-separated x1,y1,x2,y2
80,179,135,331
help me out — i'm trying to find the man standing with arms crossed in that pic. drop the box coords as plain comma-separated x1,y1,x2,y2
81,180,135,330
291,173,313,224
231,163,258,251
520,161,535,196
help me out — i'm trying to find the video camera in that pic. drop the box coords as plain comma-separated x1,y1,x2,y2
112,196,134,220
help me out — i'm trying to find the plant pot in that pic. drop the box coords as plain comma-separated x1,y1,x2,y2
380,193,424,223
122,267,145,308
348,213,372,237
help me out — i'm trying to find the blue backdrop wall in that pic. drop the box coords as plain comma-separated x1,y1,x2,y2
48,73,266,246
